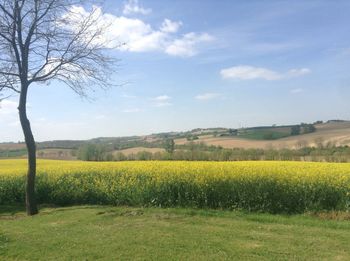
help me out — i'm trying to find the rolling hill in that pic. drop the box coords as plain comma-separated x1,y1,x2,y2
175,121,350,149
1,120,349,159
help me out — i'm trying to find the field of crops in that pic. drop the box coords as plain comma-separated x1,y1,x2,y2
1,159,349,213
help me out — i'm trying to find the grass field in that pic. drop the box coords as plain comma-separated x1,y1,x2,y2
1,159,349,213
0,205,349,260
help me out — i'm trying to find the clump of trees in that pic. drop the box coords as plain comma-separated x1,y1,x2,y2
186,135,199,141
301,123,316,134
291,123,316,136
291,125,301,135
77,144,113,161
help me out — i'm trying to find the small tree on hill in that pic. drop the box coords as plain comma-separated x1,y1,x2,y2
0,0,117,215
291,125,301,135
228,128,238,136
164,139,175,154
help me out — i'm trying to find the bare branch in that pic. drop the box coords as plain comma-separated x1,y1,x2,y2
0,0,118,97
0,3,14,19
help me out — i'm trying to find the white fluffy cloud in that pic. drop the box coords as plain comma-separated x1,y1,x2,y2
0,100,22,141
123,0,152,15
287,68,311,78
161,19,182,33
0,100,17,116
69,5,212,57
165,33,213,57
195,93,221,101
0,100,20,127
152,95,172,107
220,66,311,81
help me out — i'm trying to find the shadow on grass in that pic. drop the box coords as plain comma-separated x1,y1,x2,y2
1,204,349,227
0,204,115,218
0,205,25,216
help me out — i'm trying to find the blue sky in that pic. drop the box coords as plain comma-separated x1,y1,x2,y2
1,0,350,142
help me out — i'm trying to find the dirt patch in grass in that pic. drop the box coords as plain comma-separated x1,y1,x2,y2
97,208,144,217
309,211,350,221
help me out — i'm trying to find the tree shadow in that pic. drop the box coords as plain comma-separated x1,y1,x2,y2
0,204,25,216
0,204,113,217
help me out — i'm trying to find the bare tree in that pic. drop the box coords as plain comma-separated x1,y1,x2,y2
0,0,117,215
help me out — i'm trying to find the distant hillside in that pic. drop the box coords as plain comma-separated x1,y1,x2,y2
1,120,350,159
175,121,350,150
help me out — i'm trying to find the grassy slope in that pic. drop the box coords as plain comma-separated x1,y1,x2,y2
0,206,349,260
238,129,290,140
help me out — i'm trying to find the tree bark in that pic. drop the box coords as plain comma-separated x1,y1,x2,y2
18,82,38,216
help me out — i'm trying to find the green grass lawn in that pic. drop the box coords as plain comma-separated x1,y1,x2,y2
0,206,349,260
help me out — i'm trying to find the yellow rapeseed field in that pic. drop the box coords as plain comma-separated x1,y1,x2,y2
1,159,349,213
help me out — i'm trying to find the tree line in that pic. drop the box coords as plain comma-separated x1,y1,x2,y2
77,142,350,163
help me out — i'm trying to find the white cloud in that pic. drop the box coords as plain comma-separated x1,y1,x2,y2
0,100,20,129
0,100,17,116
153,95,171,101
123,0,152,15
165,33,213,57
160,19,182,33
221,66,280,80
287,68,311,77
152,95,172,107
290,88,304,94
220,65,311,81
68,6,212,57
195,93,221,101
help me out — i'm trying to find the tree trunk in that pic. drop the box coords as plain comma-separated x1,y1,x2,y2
18,83,38,216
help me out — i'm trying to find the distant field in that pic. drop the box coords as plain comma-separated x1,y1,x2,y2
0,148,75,160
0,143,26,150
114,147,165,156
37,148,76,160
175,122,350,149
